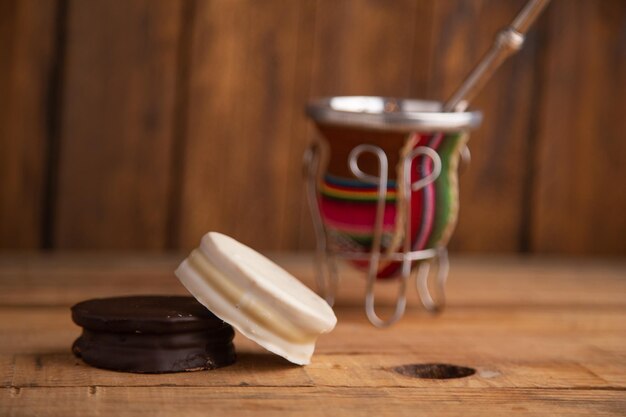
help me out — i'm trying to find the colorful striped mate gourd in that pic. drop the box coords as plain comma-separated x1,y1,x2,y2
315,126,469,278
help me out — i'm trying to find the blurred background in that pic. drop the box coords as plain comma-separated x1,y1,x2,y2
1,0,624,255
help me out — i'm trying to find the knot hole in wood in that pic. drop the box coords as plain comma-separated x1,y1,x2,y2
393,363,476,379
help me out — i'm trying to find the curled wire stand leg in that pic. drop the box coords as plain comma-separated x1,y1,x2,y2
322,253,339,306
304,143,338,305
312,250,339,306
459,145,471,174
350,145,408,327
415,247,449,313
364,257,408,328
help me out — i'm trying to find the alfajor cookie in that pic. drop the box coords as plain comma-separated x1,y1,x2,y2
175,232,336,365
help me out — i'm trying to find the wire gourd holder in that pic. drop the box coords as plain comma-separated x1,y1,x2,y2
304,98,481,327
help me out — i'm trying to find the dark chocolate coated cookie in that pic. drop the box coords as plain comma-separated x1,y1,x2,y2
71,296,235,373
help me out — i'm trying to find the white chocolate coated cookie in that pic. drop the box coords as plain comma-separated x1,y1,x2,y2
175,232,336,365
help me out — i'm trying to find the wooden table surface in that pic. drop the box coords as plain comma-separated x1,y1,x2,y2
0,253,625,416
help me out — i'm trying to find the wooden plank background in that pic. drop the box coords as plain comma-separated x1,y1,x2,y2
0,0,625,254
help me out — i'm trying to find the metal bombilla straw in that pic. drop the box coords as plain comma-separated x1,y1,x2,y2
444,0,551,112
446,0,551,181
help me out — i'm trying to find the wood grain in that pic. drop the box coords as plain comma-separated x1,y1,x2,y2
2,305,624,386
175,0,312,251
427,0,543,253
0,254,625,416
5,346,625,389
53,0,182,249
2,254,626,308
0,0,626,255
310,0,421,97
531,0,626,255
3,386,624,417
0,0,58,249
